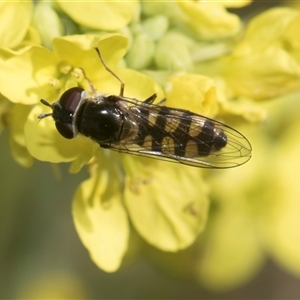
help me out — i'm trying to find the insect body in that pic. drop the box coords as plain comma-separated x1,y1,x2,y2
38,48,251,169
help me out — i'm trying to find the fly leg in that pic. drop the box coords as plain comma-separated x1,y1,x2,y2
94,47,125,97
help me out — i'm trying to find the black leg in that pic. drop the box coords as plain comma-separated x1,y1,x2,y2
143,93,157,104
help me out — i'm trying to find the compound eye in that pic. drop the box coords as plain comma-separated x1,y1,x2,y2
59,87,84,113
55,122,75,139
52,87,85,139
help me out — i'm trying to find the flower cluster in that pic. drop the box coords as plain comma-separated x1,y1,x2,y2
1,1,300,291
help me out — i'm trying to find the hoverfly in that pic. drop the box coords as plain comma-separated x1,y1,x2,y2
38,47,251,169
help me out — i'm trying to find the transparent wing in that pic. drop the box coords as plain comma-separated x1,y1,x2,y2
102,99,252,169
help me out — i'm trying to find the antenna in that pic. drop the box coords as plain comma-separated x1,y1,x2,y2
38,99,53,119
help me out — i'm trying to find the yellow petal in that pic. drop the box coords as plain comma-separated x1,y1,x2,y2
0,46,59,105
56,1,139,31
165,73,218,117
225,47,300,100
68,146,98,174
177,2,241,40
0,2,32,48
108,68,165,101
8,139,34,168
219,96,268,124
73,158,129,272
123,156,209,251
234,7,299,55
52,34,128,79
8,104,33,168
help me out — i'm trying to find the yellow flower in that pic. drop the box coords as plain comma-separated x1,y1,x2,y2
1,32,209,272
165,72,219,116
225,7,300,100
